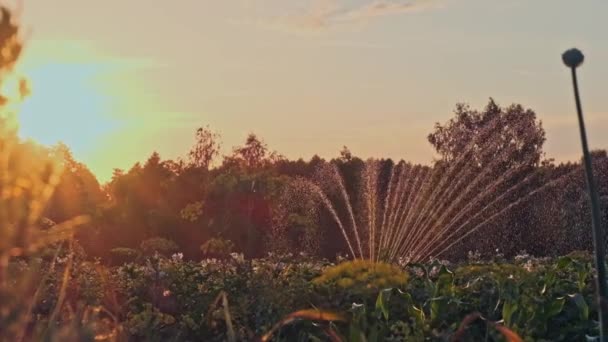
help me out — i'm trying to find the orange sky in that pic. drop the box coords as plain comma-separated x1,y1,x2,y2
9,0,608,182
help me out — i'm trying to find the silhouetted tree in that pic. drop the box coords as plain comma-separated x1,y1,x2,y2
428,98,546,167
188,125,221,170
45,143,106,223
223,133,282,171
339,146,352,162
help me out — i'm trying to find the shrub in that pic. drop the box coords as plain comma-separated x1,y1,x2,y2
200,237,234,259
110,247,139,265
140,237,179,257
313,260,409,295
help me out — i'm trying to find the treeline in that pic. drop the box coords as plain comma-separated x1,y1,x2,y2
36,99,608,263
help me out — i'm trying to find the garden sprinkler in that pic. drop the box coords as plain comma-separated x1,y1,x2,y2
563,48,608,340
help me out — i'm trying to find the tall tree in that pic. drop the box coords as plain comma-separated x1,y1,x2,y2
45,142,106,222
339,146,353,162
426,99,547,259
224,133,281,171
428,98,546,167
188,125,221,170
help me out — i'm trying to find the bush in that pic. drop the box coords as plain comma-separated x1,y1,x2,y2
313,260,409,295
200,237,234,259
110,247,139,265
140,237,179,257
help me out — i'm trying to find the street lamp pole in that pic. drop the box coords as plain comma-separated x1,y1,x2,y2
563,48,608,340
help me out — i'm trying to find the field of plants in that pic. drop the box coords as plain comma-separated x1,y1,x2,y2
1,249,601,341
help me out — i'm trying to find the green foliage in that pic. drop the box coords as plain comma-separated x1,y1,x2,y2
188,125,221,170
1,251,602,341
110,247,139,265
140,237,179,257
200,237,234,258
313,260,409,295
180,200,204,222
428,98,545,166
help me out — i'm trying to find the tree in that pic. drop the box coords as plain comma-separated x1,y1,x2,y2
233,133,267,169
428,98,546,167
188,125,221,169
45,142,106,222
224,133,282,171
0,7,25,108
339,146,352,162
425,99,547,259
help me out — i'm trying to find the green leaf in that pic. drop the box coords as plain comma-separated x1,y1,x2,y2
546,297,565,318
434,265,455,297
375,288,392,321
350,302,366,341
568,293,589,321
502,300,518,326
430,296,448,322
410,305,425,327
543,271,556,289
399,290,425,327
557,257,573,269
367,324,379,342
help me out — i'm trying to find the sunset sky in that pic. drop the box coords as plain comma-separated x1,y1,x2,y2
11,0,608,182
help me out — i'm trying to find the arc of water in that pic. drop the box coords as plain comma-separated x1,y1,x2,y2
383,166,423,261
413,165,541,261
407,144,532,259
396,119,509,258
387,167,432,261
414,151,539,257
408,170,520,260
403,166,476,257
390,168,440,261
398,159,475,257
381,164,412,253
364,160,380,260
332,164,365,258
380,163,406,252
424,169,578,260
389,167,436,262
311,183,358,259
377,161,399,261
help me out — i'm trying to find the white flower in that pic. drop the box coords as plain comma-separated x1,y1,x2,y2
55,256,69,265
171,252,184,263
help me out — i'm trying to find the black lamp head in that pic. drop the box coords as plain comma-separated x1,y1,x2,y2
562,48,584,68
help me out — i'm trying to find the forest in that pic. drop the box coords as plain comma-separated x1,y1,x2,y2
39,99,607,264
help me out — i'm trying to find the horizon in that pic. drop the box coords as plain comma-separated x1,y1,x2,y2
9,0,608,182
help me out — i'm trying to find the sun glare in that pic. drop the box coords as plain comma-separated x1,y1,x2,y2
1,40,126,162
16,62,118,153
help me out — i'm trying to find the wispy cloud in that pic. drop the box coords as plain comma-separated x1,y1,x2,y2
337,1,436,22
265,0,442,33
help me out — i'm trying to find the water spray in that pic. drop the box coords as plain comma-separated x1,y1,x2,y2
563,48,608,340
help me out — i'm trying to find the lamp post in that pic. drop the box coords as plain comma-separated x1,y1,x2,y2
562,48,608,340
